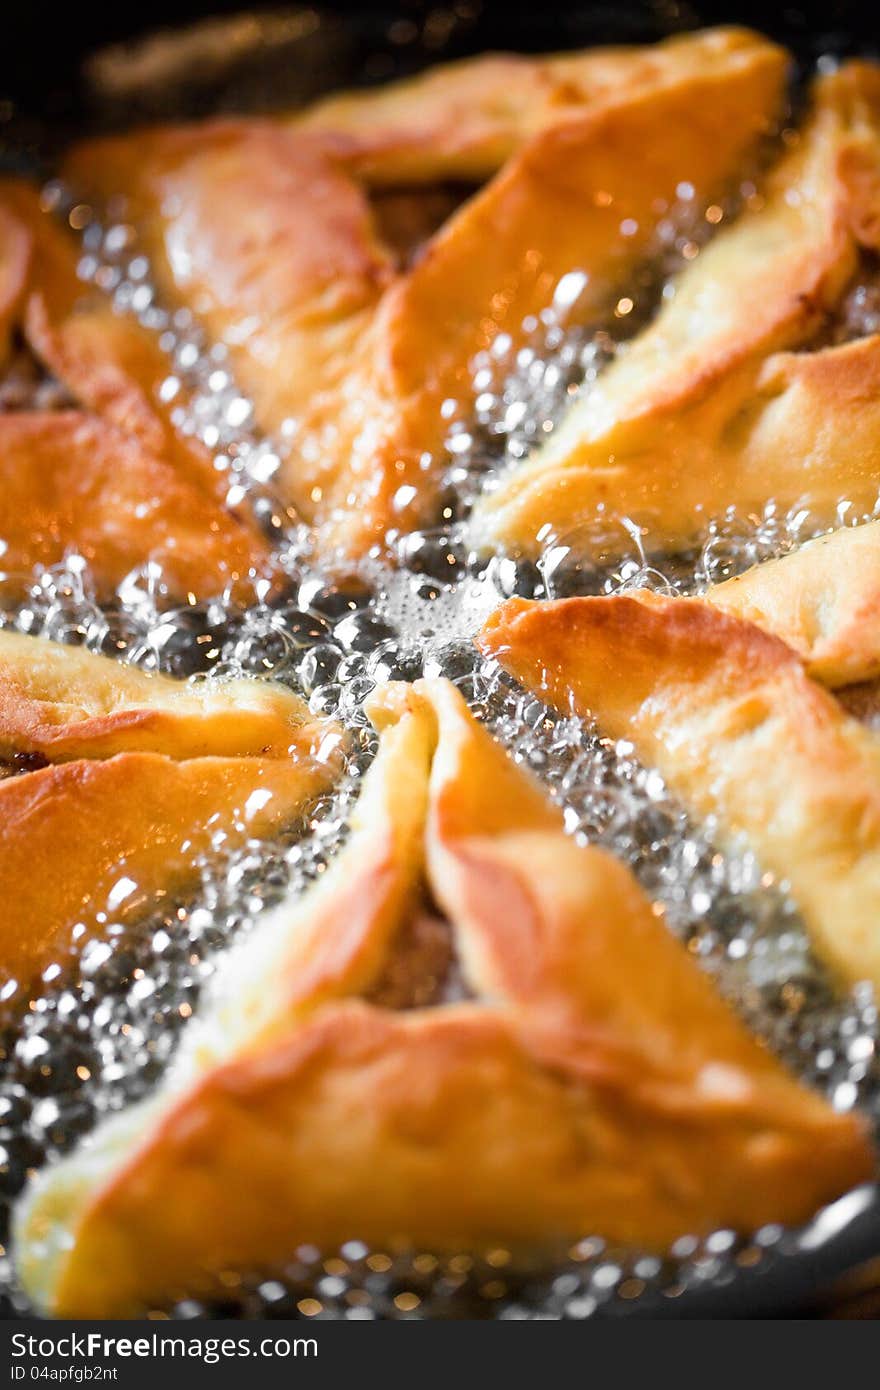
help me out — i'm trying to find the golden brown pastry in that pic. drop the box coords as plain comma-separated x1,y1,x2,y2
0,411,274,603
289,32,783,184
705,522,880,688
0,181,216,486
0,628,341,992
0,183,276,601
480,591,880,995
62,28,786,560
470,63,880,558
14,678,870,1317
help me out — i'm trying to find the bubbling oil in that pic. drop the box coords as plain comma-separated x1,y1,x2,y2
3,116,880,1319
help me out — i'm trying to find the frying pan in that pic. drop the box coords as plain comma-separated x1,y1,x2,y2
1,0,879,1320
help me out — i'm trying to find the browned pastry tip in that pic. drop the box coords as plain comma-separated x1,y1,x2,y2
469,59,880,559
0,751,330,998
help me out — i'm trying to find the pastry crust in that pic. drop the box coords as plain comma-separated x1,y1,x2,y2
480,592,880,994
0,629,341,991
0,184,275,601
0,181,217,489
706,521,880,687
290,29,784,184
62,29,786,560
470,64,880,558
15,679,870,1317
0,411,276,603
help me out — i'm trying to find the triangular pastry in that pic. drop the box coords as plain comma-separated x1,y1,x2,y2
470,63,880,559
14,678,870,1316
0,182,276,602
0,198,30,370
61,28,786,560
0,629,341,993
480,588,880,994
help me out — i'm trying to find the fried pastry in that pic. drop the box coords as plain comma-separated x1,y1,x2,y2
0,181,214,485
470,63,880,558
480,591,880,994
0,199,29,370
289,31,783,183
14,678,870,1317
0,628,341,992
0,411,275,603
62,28,786,559
706,521,880,688
0,183,276,601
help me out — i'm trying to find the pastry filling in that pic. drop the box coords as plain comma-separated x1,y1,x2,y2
835,678,880,728
364,889,472,1009
369,182,478,270
0,749,51,781
0,340,73,413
